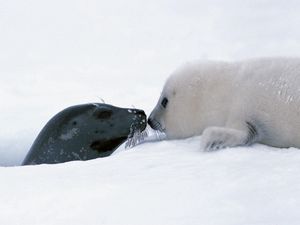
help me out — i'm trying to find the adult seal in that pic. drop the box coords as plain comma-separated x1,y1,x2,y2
22,103,147,165
148,57,300,151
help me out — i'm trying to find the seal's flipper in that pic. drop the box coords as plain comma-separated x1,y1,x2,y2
200,125,259,151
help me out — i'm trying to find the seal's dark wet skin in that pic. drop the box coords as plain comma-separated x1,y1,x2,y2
22,103,147,165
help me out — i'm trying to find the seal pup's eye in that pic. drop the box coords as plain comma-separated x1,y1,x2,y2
161,97,168,108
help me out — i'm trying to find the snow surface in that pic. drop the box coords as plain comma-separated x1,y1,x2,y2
1,0,300,224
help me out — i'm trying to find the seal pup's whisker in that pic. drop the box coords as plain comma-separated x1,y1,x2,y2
154,129,166,141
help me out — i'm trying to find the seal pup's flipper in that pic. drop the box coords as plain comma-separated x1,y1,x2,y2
201,122,261,151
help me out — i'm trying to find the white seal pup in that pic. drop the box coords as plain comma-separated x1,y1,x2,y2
148,57,300,151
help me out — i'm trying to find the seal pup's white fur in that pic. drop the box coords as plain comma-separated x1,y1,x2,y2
148,57,300,150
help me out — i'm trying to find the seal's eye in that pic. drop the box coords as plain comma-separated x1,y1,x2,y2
161,97,168,108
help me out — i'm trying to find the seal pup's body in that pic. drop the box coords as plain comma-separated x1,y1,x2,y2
148,57,300,150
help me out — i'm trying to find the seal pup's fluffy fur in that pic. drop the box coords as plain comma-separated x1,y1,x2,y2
148,58,300,150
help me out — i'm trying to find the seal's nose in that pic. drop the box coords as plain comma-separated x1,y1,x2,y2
134,109,145,116
133,109,146,120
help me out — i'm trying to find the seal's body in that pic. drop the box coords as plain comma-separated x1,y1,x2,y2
148,57,300,150
23,103,146,165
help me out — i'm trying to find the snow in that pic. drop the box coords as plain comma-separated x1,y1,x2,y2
1,0,300,224
1,141,300,225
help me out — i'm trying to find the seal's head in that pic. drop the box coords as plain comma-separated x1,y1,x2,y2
23,103,147,165
148,67,205,139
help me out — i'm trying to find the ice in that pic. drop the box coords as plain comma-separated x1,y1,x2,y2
1,141,300,225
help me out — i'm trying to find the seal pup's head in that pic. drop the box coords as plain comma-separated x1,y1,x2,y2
148,65,204,139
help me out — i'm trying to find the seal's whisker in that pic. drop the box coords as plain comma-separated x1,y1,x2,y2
96,97,106,103
125,127,150,149
125,126,168,149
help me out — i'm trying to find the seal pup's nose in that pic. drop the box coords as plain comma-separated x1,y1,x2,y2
148,117,162,131
148,117,155,129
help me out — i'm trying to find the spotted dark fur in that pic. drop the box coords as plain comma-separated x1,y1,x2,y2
22,103,147,165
